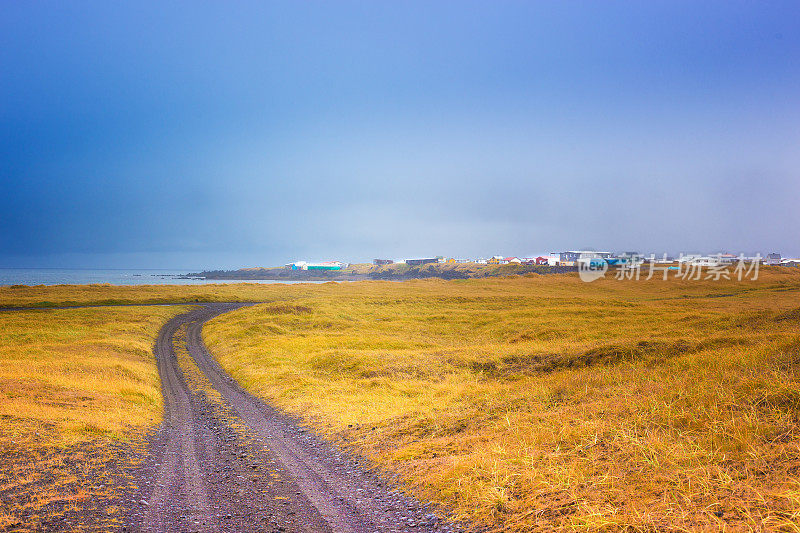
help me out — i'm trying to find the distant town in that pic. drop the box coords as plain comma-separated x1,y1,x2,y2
189,250,799,282
285,251,800,271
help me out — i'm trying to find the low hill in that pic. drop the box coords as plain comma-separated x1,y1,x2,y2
189,262,576,281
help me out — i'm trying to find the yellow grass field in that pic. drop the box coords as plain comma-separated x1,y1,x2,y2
2,270,799,530
0,305,190,530
202,269,800,531
0,283,281,308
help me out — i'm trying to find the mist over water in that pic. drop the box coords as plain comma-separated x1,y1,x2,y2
0,269,319,286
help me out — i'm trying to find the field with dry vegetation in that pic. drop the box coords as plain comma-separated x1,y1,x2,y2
202,269,800,531
0,282,284,308
0,305,189,530
1,270,799,531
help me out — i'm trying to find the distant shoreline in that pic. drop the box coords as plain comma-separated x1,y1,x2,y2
188,263,578,281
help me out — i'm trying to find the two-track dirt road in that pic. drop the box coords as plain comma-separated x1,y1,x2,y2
125,303,461,533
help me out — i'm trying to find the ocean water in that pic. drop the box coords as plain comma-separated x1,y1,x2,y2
0,269,318,287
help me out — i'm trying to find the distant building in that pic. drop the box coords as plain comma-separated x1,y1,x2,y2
286,260,345,271
614,251,643,262
543,255,560,266
555,251,611,266
406,258,438,266
780,259,800,267
606,251,645,267
683,256,721,267
373,259,394,266
646,254,673,264
766,252,782,265
505,257,522,264
308,262,345,271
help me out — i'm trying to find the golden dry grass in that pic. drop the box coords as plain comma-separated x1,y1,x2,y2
202,268,800,531
0,305,190,445
0,305,190,530
0,282,286,308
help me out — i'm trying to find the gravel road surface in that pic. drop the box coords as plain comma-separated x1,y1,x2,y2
125,303,463,533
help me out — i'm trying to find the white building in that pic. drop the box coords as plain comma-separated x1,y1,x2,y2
554,251,611,266
679,256,721,267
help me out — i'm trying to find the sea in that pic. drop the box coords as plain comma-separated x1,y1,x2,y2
0,269,317,287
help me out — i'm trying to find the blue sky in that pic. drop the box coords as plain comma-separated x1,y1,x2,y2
2,1,799,269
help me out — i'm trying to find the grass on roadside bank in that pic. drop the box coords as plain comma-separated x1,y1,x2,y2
0,283,283,308
202,269,800,531
0,306,190,444
0,305,190,530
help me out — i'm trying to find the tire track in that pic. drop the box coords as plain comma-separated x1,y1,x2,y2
128,303,462,533
143,306,219,532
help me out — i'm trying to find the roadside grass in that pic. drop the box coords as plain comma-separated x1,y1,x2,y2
0,283,285,308
0,305,190,530
203,269,800,530
0,306,190,444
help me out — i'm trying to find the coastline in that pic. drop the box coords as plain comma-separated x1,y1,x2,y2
189,263,578,282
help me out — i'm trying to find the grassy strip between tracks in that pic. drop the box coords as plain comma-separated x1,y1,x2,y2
203,270,800,531
0,305,190,529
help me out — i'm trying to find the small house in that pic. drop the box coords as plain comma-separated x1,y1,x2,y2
406,258,438,266
555,251,611,267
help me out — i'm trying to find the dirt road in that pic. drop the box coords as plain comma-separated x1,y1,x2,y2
125,304,460,533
